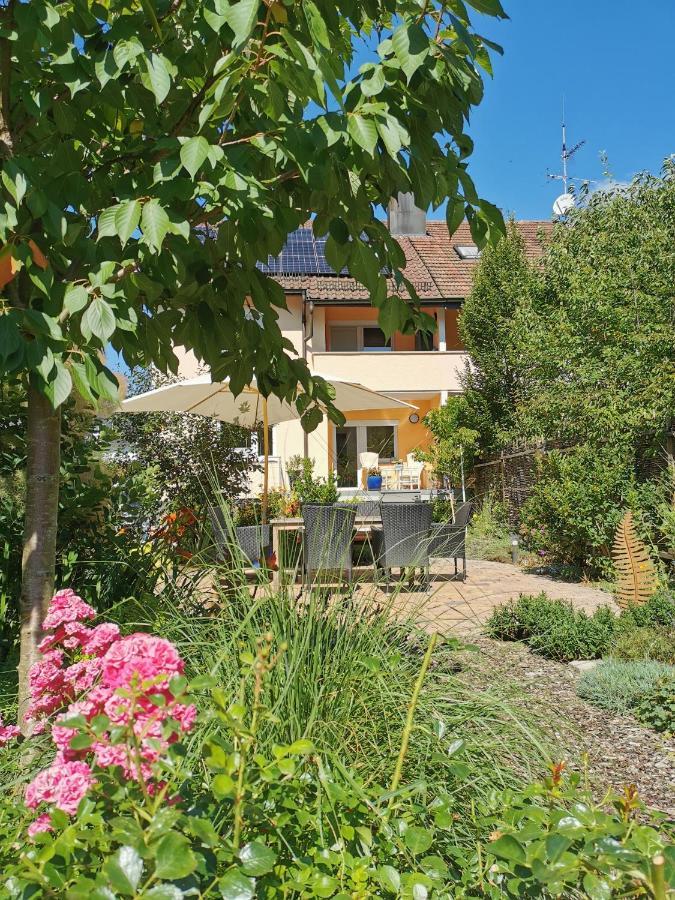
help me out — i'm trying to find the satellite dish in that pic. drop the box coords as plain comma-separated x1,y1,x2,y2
553,193,574,216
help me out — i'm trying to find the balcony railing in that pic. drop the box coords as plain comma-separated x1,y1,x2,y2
310,350,467,394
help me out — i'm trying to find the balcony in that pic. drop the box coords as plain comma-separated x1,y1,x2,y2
310,350,467,395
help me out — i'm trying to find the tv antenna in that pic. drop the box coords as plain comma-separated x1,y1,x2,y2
548,98,585,215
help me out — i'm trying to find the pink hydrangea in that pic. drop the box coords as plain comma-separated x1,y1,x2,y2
0,712,20,746
42,590,96,631
27,814,53,838
25,761,94,816
80,623,120,656
101,633,184,689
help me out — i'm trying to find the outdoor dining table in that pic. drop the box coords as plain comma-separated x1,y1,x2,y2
270,514,382,588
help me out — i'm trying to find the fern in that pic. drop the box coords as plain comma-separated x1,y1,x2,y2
612,511,659,609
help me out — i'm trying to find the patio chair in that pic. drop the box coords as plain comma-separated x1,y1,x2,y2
371,501,433,589
301,503,357,586
429,501,473,581
208,506,271,596
400,460,424,490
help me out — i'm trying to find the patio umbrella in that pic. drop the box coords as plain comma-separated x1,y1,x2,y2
118,373,417,521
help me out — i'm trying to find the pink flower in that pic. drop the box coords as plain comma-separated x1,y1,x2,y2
25,761,94,816
27,814,53,838
42,590,96,631
101,633,184,690
63,658,102,694
0,712,20,746
80,623,120,657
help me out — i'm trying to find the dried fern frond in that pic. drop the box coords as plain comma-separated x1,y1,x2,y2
612,511,659,610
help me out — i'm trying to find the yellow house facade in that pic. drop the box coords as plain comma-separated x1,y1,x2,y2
176,202,547,492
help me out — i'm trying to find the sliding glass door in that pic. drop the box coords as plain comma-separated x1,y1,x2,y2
334,423,397,487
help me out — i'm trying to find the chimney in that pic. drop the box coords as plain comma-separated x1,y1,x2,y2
387,192,427,237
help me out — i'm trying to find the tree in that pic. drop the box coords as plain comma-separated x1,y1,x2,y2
514,165,675,455
415,396,479,489
0,0,505,716
458,219,540,450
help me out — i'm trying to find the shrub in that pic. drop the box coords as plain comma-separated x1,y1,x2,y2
519,446,635,578
485,593,616,662
616,590,675,630
612,626,675,664
633,679,675,734
576,660,675,714
3,591,673,898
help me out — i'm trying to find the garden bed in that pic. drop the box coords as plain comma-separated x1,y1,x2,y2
456,636,675,816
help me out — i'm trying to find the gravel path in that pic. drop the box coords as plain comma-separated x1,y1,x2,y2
456,636,675,818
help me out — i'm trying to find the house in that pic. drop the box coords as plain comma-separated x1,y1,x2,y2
176,197,548,491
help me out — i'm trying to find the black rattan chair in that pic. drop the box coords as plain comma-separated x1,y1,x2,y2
301,503,357,585
371,501,432,588
429,501,473,581
208,506,270,566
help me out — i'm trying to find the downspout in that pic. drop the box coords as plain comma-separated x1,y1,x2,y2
301,289,310,459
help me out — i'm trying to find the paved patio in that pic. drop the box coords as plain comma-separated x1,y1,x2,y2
354,558,615,636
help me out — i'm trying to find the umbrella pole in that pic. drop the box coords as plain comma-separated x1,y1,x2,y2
262,396,269,525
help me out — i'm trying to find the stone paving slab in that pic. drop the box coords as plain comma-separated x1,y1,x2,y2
353,558,615,636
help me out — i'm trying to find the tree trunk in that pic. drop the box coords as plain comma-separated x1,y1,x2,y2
18,377,61,729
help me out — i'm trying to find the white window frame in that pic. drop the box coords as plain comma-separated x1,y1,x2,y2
328,321,392,352
333,420,399,468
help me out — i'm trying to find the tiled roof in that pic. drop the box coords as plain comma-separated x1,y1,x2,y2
274,220,551,302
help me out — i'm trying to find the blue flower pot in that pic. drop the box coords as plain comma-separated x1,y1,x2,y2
367,475,382,491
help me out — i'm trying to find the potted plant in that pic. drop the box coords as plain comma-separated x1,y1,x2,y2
286,454,303,488
366,467,382,491
294,459,340,505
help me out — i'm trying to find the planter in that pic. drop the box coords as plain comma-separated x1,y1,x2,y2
367,475,383,491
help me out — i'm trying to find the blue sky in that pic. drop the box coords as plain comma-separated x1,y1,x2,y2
460,0,675,220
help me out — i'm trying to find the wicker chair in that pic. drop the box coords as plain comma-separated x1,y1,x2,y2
429,501,473,581
372,501,433,588
208,506,270,567
301,503,357,584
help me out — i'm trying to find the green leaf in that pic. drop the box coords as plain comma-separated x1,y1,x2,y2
300,405,323,433
141,53,172,104
225,0,259,50
378,865,401,894
115,200,142,247
44,359,72,408
545,833,571,863
239,842,277,877
378,296,409,339
218,869,255,900
141,200,170,252
180,136,210,178
466,0,507,16
64,284,89,315
446,198,466,236
154,831,197,880
303,0,330,49
361,66,385,97
113,37,144,70
582,873,612,900
104,846,144,896
391,23,429,81
403,826,433,855
81,297,116,343
1,162,27,206
347,114,378,155
140,887,184,900
488,834,526,864
97,205,118,240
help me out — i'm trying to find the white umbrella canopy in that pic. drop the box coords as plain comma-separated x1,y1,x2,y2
119,373,417,425
117,373,417,524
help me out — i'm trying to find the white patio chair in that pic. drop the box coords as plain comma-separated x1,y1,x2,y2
400,460,424,490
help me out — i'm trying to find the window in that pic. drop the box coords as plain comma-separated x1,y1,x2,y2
333,423,397,486
453,245,481,260
329,324,391,352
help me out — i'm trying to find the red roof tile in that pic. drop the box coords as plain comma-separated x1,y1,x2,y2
275,220,551,302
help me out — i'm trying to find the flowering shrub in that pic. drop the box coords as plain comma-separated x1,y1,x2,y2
12,589,196,832
2,593,673,897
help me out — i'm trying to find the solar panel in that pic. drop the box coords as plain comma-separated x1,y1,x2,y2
257,228,384,278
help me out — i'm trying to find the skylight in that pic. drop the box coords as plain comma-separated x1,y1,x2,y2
454,245,481,260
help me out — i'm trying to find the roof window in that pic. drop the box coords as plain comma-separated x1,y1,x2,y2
454,244,481,260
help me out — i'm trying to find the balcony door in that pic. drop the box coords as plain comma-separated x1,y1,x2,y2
329,324,391,352
334,423,397,487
